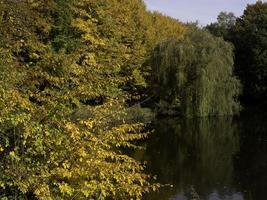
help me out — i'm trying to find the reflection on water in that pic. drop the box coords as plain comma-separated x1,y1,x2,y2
135,112,267,200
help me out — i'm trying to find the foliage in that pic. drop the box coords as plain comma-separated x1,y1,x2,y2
0,89,154,199
231,1,267,103
0,0,250,198
208,2,267,105
0,0,182,199
145,11,186,49
205,12,236,39
150,26,241,117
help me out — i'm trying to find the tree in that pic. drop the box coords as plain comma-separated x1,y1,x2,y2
0,0,188,197
217,12,236,28
150,26,241,117
206,12,236,39
0,0,167,199
232,1,267,103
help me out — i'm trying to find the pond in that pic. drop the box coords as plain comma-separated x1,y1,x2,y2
134,111,267,200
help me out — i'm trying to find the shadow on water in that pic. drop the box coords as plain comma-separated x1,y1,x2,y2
135,111,267,200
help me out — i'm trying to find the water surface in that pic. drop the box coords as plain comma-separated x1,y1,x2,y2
135,112,267,200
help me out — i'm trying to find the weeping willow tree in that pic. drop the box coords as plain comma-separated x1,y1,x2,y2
150,26,241,117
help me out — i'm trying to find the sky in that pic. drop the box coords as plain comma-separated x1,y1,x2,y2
144,0,266,25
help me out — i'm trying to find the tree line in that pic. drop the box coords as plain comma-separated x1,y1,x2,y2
0,0,184,199
0,0,266,199
206,1,267,105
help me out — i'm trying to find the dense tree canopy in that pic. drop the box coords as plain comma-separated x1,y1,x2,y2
206,1,267,105
205,12,236,39
0,0,187,199
1,0,257,198
150,27,241,117
232,1,267,103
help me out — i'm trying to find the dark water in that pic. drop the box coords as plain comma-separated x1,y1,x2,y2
135,112,267,200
